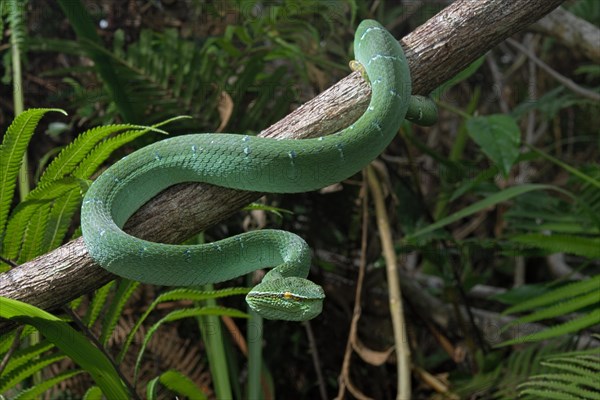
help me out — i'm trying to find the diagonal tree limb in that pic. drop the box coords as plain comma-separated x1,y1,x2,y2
0,0,565,334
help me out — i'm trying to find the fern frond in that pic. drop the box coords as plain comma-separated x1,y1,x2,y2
1,340,54,377
41,188,82,250
7,0,27,49
82,281,115,327
0,354,66,393
99,279,139,346
519,374,600,400
12,369,85,400
39,124,152,183
511,233,600,258
134,306,248,383
17,203,51,263
72,128,163,179
1,177,82,261
500,309,600,345
504,290,599,326
503,275,600,314
117,287,250,363
0,108,66,244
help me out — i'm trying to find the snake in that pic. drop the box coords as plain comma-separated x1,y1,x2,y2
80,20,437,321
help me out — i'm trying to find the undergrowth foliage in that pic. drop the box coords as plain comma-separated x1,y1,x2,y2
0,0,599,399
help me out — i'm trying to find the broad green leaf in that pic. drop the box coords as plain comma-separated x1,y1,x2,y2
466,115,521,177
0,296,130,398
147,370,208,400
82,386,103,400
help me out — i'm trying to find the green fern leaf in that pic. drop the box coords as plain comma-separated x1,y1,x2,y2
520,377,600,399
1,177,82,261
1,340,54,378
0,108,66,244
134,306,248,383
503,290,599,326
17,203,51,263
82,281,115,327
39,123,151,183
500,308,600,346
0,353,65,393
503,276,600,314
0,326,36,355
72,129,161,179
519,388,585,400
99,279,139,346
546,354,600,372
511,233,600,258
117,287,249,363
12,370,85,400
41,188,82,251
531,373,599,389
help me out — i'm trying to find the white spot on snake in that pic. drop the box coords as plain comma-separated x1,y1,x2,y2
183,249,192,261
336,143,345,160
368,54,400,65
212,243,223,252
371,120,382,135
191,144,198,155
318,137,324,141
368,106,375,111
138,246,148,256
242,135,250,142
288,150,297,165
154,152,162,161
99,229,106,237
359,26,384,42
244,146,251,156
389,89,402,98
372,77,383,85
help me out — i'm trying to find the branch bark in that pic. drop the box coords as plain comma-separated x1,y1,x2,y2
0,0,565,334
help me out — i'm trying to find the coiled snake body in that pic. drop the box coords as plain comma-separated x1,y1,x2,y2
81,20,437,321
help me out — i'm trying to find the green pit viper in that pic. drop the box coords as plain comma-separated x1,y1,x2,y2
81,20,437,321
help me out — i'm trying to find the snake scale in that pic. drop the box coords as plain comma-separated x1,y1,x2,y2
81,20,437,321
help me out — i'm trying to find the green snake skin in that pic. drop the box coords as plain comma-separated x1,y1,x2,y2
81,20,437,321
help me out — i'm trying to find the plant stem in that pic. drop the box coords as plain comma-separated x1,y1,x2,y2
367,166,411,400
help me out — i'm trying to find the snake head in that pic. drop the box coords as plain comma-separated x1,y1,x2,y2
246,276,325,321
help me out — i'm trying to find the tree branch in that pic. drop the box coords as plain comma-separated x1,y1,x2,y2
0,0,565,334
